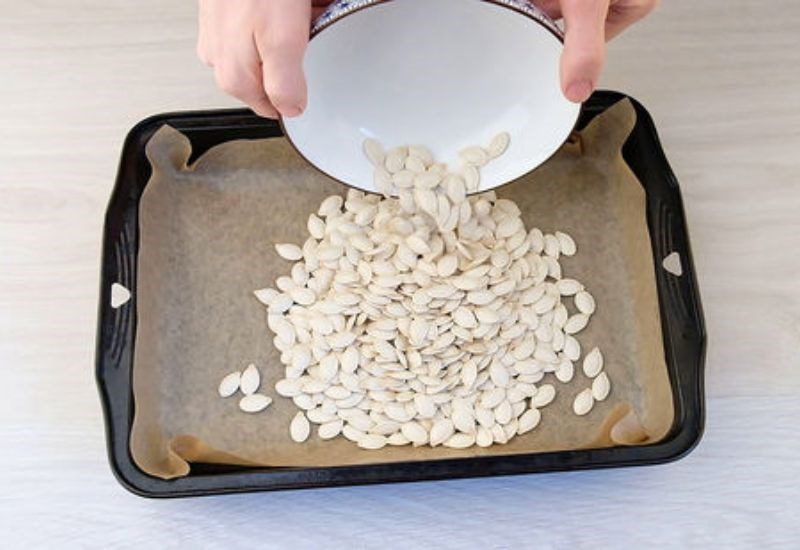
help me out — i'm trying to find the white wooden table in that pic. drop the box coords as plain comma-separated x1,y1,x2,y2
1,2,798,547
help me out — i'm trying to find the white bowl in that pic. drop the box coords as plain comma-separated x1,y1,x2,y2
282,0,580,194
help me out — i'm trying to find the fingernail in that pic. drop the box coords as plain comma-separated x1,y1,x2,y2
565,80,593,103
281,104,305,118
254,107,278,120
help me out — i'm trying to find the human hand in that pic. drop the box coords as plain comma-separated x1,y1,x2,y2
197,0,332,118
536,0,659,102
197,0,657,118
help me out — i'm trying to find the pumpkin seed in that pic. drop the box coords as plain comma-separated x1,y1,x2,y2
583,347,604,378
592,371,611,401
239,363,260,395
275,243,303,261
253,134,605,451
572,388,594,416
218,371,241,398
239,393,272,413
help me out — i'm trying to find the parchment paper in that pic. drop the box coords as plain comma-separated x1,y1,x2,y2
130,99,674,479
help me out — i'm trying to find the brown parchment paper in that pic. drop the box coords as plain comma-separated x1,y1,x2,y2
130,99,673,479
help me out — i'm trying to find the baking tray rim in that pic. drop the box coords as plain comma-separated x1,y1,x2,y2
96,90,706,498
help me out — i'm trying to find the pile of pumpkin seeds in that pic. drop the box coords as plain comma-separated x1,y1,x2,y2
245,134,611,449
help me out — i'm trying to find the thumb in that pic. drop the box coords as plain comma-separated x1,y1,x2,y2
559,0,609,103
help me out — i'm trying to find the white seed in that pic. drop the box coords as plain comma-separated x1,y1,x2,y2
489,361,510,388
406,155,427,174
529,228,545,253
318,244,343,262
328,331,357,349
512,339,536,361
474,406,494,428
218,371,241,398
342,424,365,443
290,411,311,442
573,388,594,416
592,371,611,401
318,419,344,440
452,407,476,434
583,347,604,378
543,234,560,258
309,314,334,335
531,384,556,408
459,146,489,166
387,432,410,446
481,387,506,409
307,214,326,239
445,175,467,204
340,347,360,373
401,421,429,445
503,418,519,440
430,418,456,447
413,188,437,215
466,290,495,305
253,288,279,306
449,307,475,329
487,132,510,158
556,231,577,256
462,165,480,192
496,216,523,239
556,278,583,296
363,138,385,166
564,335,581,361
555,359,575,383
406,234,431,255
275,243,303,261
289,287,315,306
475,307,500,324
385,146,407,173
476,426,494,447
517,408,541,434
239,364,260,395
414,394,437,418
358,434,388,449
307,407,337,424
575,290,596,315
444,432,476,449
275,276,295,293
275,378,302,397
239,393,272,413
494,400,513,425
318,195,343,217
564,313,590,335
318,353,340,381
408,144,434,165
436,254,458,277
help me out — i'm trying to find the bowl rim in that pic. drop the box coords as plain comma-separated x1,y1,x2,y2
311,0,564,42
279,0,573,194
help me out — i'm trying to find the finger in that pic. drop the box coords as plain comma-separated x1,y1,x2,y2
559,0,609,103
605,0,659,40
214,37,278,119
256,0,312,117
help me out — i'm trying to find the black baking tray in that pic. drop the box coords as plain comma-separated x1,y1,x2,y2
96,91,706,498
